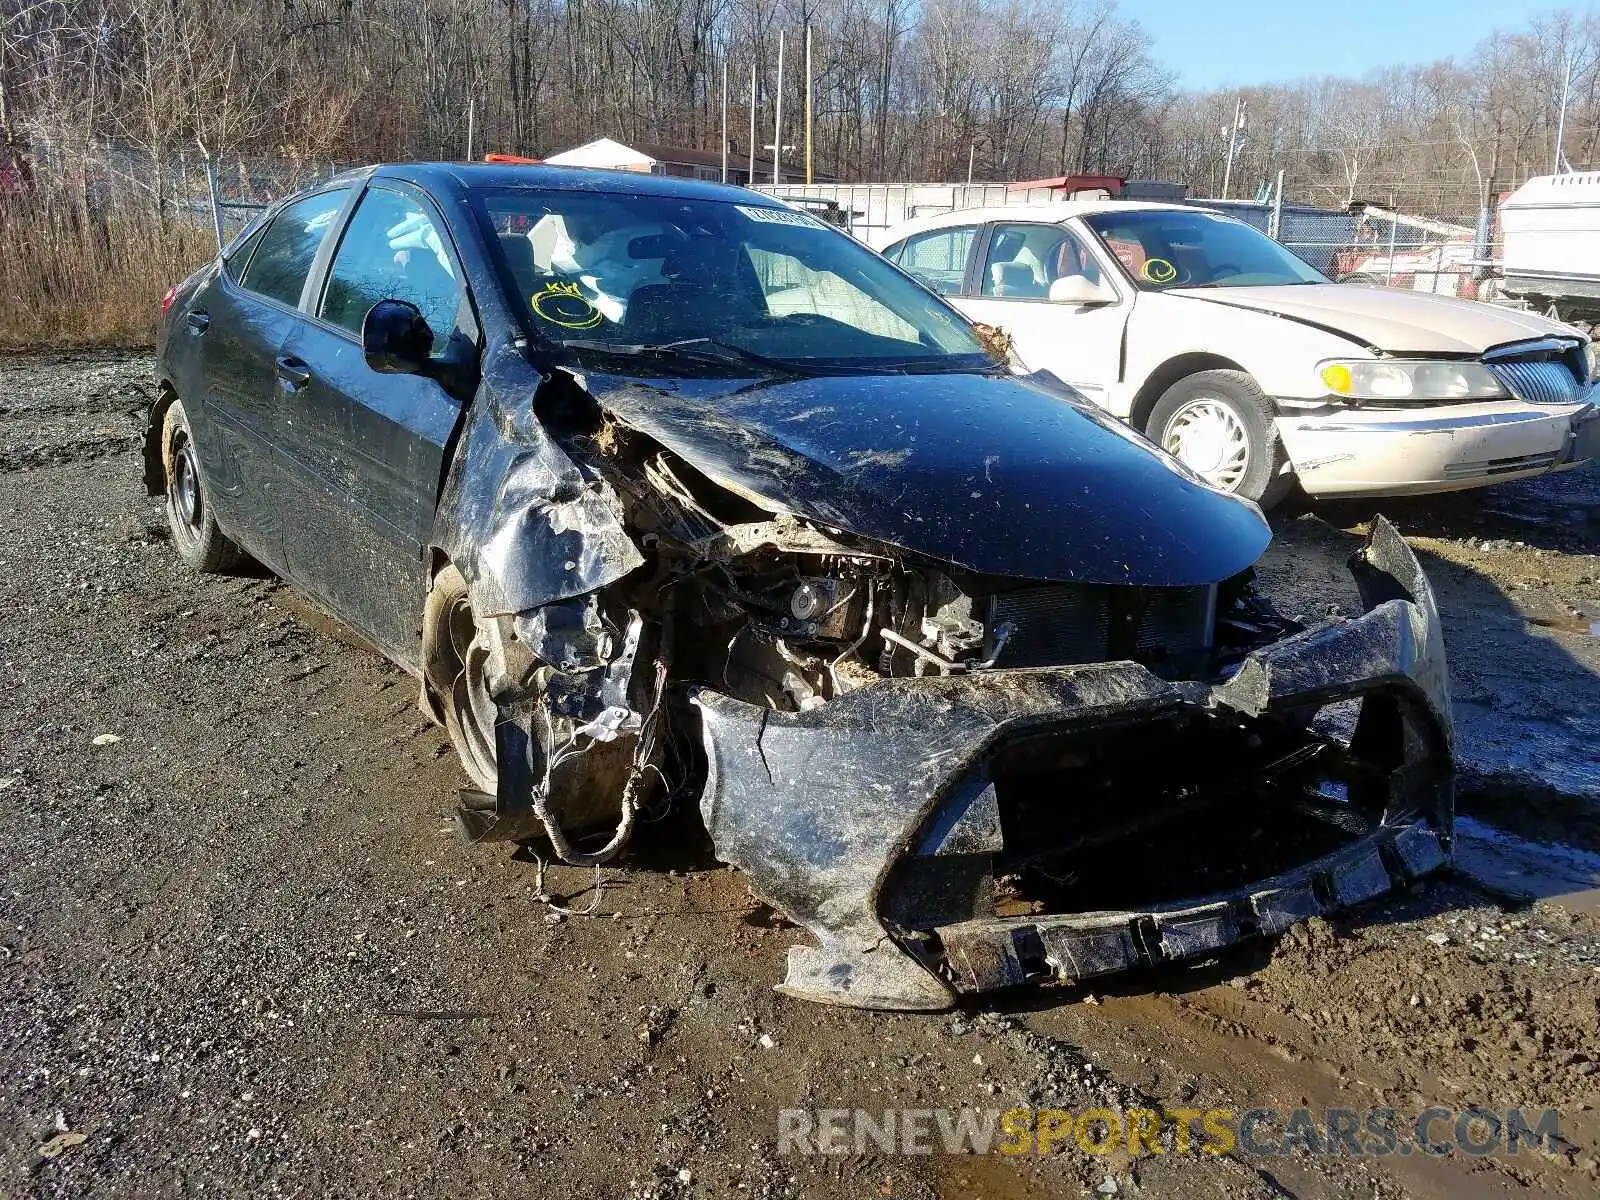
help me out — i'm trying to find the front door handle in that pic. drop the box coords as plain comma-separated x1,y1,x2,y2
275,355,312,389
186,310,211,332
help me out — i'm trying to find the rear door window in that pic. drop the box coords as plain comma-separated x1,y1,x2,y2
895,226,977,295
237,190,347,308
222,224,267,283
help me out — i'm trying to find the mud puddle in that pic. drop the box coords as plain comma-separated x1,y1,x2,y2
1524,610,1600,638
1454,817,1600,918
1273,474,1600,810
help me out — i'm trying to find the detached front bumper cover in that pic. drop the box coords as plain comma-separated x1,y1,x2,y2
694,519,1453,1011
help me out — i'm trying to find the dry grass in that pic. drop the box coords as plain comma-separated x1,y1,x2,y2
0,188,214,351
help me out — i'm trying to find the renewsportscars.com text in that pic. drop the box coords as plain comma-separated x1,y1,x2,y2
777,1106,1561,1158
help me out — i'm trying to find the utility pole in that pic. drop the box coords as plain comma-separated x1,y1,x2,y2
466,98,475,161
748,69,757,186
721,59,729,183
773,30,785,185
804,24,814,186
967,143,976,187
1554,52,1574,174
1221,94,1245,199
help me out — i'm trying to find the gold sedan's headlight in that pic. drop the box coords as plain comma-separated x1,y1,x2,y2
1318,359,1507,401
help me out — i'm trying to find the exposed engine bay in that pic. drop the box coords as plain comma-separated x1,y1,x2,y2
431,353,1453,1011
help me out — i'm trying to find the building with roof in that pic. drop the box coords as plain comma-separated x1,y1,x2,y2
541,137,827,186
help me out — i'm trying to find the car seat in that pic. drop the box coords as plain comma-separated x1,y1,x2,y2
499,233,540,298
991,260,1044,297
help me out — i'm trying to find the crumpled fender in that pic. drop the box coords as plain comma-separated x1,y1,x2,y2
431,344,643,620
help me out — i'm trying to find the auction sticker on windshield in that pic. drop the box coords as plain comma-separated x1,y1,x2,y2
737,204,823,227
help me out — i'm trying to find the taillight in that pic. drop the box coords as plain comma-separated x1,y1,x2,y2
161,285,177,315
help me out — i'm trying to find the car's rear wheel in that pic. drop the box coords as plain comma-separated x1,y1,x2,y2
1146,370,1292,507
422,565,499,793
161,398,247,573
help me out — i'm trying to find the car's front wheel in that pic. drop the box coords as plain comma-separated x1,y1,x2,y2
1146,370,1292,507
161,398,248,573
421,565,499,794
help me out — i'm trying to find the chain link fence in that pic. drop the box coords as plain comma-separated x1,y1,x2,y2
0,142,356,346
10,145,1596,340
19,140,354,242
5,148,1512,295
1199,198,1492,299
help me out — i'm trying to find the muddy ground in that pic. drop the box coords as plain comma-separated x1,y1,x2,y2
1,351,1598,1200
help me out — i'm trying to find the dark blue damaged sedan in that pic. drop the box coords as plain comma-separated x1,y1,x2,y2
151,163,1453,1010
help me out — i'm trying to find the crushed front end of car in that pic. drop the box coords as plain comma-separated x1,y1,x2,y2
437,351,1452,1011
695,517,1450,1009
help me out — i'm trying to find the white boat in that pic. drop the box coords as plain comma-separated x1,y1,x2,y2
1500,172,1600,316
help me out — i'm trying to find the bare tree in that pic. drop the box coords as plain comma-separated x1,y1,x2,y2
4,0,1600,214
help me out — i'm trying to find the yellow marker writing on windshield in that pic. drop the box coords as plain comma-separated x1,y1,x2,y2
530,280,603,330
1141,258,1177,284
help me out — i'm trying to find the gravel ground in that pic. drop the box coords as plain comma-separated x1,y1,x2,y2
2,351,1598,1199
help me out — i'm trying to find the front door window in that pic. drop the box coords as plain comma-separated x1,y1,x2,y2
319,189,465,343
980,223,1104,300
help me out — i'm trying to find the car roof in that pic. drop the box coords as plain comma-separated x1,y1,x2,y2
882,200,1200,242
355,161,786,206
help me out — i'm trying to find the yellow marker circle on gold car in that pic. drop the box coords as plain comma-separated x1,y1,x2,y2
1141,258,1177,284
530,281,602,330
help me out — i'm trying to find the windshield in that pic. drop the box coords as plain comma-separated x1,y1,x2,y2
1082,210,1326,290
477,188,989,372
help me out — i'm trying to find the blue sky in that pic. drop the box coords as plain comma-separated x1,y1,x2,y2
1120,0,1550,89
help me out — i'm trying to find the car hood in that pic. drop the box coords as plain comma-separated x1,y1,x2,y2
583,367,1270,587
1171,284,1577,355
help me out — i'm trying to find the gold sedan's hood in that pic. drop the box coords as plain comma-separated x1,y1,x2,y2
1173,284,1581,355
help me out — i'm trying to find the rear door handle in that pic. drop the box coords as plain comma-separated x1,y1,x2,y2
186,310,211,332
275,355,312,389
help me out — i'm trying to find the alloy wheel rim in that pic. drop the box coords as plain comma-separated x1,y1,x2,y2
1163,398,1250,491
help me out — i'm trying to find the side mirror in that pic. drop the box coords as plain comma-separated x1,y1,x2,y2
1048,275,1114,306
363,299,434,374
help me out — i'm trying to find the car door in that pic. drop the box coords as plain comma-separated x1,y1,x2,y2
184,188,351,573
273,182,475,665
957,221,1132,416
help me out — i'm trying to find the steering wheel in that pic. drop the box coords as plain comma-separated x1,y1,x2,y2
1208,264,1242,281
